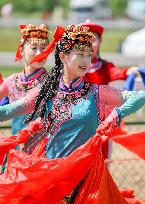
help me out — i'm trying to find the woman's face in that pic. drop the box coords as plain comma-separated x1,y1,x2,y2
62,48,92,79
22,42,48,69
91,33,101,60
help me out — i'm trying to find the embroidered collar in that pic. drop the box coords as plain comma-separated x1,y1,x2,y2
15,67,47,91
58,77,84,93
22,67,45,82
87,58,103,73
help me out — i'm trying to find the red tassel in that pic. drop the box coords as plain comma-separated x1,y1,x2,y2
15,43,23,61
30,26,65,64
19,24,27,30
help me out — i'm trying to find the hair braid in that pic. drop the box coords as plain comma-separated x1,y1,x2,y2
25,46,63,124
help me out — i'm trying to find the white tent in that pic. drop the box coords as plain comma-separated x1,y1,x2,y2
122,27,145,57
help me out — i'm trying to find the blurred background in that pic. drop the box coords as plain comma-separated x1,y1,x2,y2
0,0,145,200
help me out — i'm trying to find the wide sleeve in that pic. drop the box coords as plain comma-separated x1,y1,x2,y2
0,76,10,100
99,85,123,121
99,85,145,126
106,62,128,82
0,87,39,122
120,90,145,118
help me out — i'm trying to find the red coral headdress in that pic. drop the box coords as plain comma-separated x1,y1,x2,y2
15,24,50,62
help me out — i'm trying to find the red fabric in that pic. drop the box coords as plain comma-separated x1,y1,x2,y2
15,43,23,61
15,25,27,61
112,121,128,136
102,140,109,160
96,121,114,160
30,26,65,64
0,129,145,203
97,120,145,161
120,189,135,198
74,154,128,204
0,119,42,165
80,21,104,37
120,189,142,203
100,121,127,160
19,24,27,30
125,198,142,204
83,61,128,85
112,130,145,160
0,135,102,204
0,74,3,85
15,36,28,61
96,121,115,141
0,134,141,204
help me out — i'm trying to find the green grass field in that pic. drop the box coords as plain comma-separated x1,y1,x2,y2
0,66,23,77
101,29,133,52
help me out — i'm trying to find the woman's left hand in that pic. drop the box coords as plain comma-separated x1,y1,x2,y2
126,66,139,76
96,121,115,142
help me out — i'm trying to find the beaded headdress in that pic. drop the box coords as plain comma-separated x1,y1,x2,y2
58,24,95,53
30,24,95,64
15,24,50,61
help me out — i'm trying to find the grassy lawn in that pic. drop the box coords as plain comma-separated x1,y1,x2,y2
0,66,23,77
101,29,134,52
0,28,19,52
0,27,135,52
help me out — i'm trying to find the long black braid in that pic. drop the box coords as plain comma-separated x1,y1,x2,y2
25,45,63,128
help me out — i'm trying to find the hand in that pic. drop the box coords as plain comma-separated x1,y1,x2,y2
126,66,139,76
96,121,115,142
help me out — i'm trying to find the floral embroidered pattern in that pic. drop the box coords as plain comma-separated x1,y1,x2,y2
15,71,46,91
9,69,47,102
45,82,92,137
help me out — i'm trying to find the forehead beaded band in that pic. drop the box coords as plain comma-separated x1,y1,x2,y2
58,24,95,53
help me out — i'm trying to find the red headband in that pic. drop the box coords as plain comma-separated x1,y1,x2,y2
15,25,28,61
30,26,65,64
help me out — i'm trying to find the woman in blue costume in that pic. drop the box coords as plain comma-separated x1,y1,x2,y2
0,24,145,203
0,24,49,135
